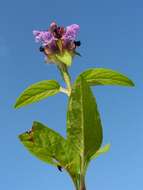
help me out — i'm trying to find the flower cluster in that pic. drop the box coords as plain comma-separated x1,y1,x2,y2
33,22,80,64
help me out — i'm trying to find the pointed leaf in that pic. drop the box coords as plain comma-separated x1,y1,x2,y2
67,77,103,162
80,68,134,87
15,80,60,108
56,50,72,66
19,121,80,177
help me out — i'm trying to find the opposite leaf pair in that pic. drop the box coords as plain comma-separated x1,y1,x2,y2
15,68,134,108
16,68,134,190
19,77,110,189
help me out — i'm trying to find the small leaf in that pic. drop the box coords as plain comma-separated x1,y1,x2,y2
56,50,72,66
67,77,103,164
90,143,111,160
79,68,134,87
15,80,60,108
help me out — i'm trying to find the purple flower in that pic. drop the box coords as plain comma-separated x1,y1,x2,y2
33,22,80,64
62,24,80,41
33,30,54,45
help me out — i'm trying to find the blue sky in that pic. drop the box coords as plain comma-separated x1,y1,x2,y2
0,0,143,189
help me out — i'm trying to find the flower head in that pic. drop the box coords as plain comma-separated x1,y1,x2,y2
33,22,80,65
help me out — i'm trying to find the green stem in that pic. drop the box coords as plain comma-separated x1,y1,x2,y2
79,175,86,190
79,157,86,190
62,69,72,94
57,62,72,96
57,62,86,190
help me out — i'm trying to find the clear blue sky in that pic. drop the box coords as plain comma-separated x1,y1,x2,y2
0,0,143,189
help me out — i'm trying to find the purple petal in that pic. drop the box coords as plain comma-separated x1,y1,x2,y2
62,24,80,41
66,24,80,32
33,30,42,42
33,30,54,45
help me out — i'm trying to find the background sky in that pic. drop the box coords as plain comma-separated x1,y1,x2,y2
0,0,143,189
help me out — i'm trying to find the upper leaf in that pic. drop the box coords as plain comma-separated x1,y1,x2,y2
15,80,60,108
79,68,134,87
19,121,80,179
67,76,103,163
55,50,72,66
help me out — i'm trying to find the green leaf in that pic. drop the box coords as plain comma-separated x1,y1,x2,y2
19,121,80,180
67,76,103,164
15,80,60,108
90,143,111,160
19,127,58,167
79,68,134,87
56,50,72,66
84,144,110,174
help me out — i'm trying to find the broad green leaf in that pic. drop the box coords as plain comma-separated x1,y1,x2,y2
19,132,58,167
15,80,60,108
67,76,103,165
90,143,111,160
56,50,72,66
19,121,80,179
79,68,134,87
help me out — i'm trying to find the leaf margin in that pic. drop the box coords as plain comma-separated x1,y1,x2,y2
14,80,61,109
79,68,135,87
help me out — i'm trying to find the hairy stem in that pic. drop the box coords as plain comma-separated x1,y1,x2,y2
57,62,72,96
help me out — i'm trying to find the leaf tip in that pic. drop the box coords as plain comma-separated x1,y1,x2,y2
18,134,22,141
14,99,22,109
18,132,27,142
32,121,40,127
129,80,135,87
14,103,18,109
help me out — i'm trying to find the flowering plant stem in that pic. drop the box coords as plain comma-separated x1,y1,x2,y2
58,63,87,190
57,62,72,96
73,174,86,190
58,62,87,190
79,175,86,190
79,156,86,190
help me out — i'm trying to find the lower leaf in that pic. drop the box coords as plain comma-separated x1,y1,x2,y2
19,121,80,181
